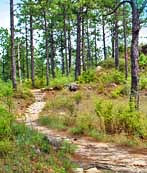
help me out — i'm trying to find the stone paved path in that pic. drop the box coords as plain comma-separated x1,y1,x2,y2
23,89,147,173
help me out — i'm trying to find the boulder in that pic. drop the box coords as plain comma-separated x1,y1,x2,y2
96,66,102,72
69,83,79,92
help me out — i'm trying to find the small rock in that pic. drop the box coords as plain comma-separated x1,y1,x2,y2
96,66,102,72
108,83,117,88
87,86,92,90
73,168,84,173
53,86,62,90
59,112,66,115
85,167,101,173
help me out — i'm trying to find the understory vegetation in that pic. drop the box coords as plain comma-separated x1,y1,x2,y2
38,59,147,148
0,81,75,173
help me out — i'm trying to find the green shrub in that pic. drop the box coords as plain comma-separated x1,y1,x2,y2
78,69,95,83
13,87,34,100
95,99,147,137
110,70,126,84
110,85,129,98
72,91,82,104
50,76,73,89
35,78,46,88
99,58,127,72
23,79,32,88
139,53,147,68
69,127,84,135
110,86,123,98
0,80,13,111
140,77,147,90
96,69,125,85
0,107,14,138
0,140,13,155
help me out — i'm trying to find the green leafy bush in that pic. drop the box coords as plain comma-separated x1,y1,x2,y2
139,53,147,68
95,99,147,137
140,77,147,90
0,107,14,139
78,69,95,83
110,84,129,98
35,78,46,88
13,87,34,100
50,76,73,89
0,140,13,155
99,58,128,72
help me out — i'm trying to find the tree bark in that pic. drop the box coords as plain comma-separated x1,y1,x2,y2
2,51,5,81
25,20,29,79
63,9,68,76
82,14,86,71
50,24,55,78
30,14,35,87
102,16,107,60
86,19,92,67
130,1,140,109
123,4,128,79
68,20,72,73
17,42,22,84
75,9,81,80
44,11,50,86
10,0,17,89
94,24,97,66
111,28,115,59
60,32,65,75
114,2,119,69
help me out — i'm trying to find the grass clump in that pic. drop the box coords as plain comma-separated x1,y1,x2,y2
13,87,34,100
39,115,67,130
45,95,75,116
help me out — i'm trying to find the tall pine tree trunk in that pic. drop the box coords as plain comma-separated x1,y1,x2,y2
10,0,17,89
30,14,35,87
130,1,140,109
25,20,29,79
82,14,86,71
50,24,55,78
63,10,68,76
94,24,97,66
123,4,128,79
17,42,22,84
102,16,107,60
75,9,81,80
86,19,92,67
68,20,72,73
114,3,119,69
60,32,65,75
44,11,50,86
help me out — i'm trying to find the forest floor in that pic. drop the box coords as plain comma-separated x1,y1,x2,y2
22,89,147,173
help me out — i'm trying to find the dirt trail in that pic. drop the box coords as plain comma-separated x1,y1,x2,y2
24,89,147,173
